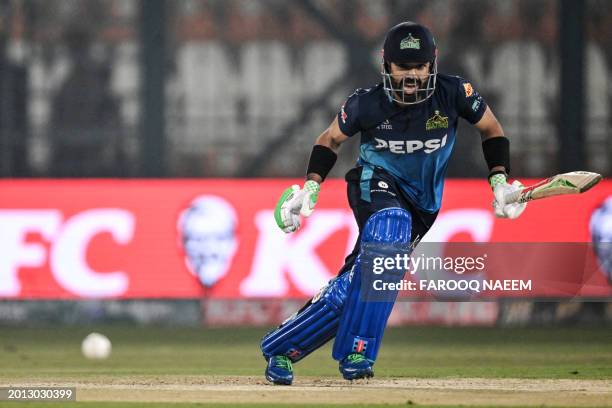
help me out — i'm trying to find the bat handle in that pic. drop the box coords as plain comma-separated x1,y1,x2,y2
504,189,522,204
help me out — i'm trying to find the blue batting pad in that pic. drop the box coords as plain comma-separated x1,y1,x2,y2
260,271,350,362
332,207,412,362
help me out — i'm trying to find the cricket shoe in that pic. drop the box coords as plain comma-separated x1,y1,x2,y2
265,355,294,385
339,353,374,380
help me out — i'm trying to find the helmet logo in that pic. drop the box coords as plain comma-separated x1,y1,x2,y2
400,33,420,50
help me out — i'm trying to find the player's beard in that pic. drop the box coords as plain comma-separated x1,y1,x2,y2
392,75,427,105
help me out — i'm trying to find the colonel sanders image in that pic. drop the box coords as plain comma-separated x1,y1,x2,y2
178,195,238,288
590,196,612,284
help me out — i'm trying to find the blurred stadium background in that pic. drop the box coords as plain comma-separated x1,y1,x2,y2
0,1,611,403
0,0,610,179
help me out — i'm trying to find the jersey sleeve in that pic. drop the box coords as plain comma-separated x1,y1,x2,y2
455,77,488,124
337,90,362,137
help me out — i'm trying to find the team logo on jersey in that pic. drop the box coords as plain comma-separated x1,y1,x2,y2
374,135,447,154
340,102,348,124
463,82,474,97
426,110,449,131
400,33,420,50
376,119,393,130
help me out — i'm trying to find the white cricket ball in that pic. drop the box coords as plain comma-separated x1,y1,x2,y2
81,332,112,360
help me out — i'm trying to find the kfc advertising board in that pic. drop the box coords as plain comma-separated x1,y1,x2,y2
0,179,611,300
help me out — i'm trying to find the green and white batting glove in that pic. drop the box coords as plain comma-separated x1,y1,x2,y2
274,180,320,233
490,174,527,219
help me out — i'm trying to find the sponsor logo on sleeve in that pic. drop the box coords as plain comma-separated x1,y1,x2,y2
463,82,474,97
471,98,482,112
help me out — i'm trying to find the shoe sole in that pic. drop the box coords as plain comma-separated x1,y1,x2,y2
265,374,293,386
342,369,374,381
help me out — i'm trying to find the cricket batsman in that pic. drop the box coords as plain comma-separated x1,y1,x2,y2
260,21,526,385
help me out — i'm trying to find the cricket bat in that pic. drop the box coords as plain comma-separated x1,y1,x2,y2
504,171,603,204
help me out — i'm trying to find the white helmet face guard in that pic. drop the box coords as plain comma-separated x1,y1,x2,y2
381,59,437,105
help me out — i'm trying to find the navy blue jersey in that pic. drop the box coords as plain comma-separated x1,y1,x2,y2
337,73,487,213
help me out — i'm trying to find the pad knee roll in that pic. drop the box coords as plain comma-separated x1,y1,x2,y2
361,207,412,244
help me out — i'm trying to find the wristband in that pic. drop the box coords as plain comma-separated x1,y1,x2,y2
482,136,510,175
306,145,337,182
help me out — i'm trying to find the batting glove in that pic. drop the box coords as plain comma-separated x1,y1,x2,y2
490,174,527,219
274,180,320,233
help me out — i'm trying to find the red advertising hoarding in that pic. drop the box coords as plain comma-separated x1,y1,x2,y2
0,179,610,300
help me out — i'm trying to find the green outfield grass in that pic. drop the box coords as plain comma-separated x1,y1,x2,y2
0,325,610,407
1,326,610,379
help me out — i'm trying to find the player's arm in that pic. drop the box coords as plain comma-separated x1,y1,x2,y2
475,106,506,174
307,116,350,183
474,106,526,219
274,117,350,233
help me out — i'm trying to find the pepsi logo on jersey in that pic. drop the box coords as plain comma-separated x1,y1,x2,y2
374,135,447,154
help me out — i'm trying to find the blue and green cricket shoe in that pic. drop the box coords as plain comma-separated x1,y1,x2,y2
339,353,374,380
265,355,294,385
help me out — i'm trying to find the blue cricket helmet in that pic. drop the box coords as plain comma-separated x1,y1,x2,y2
381,22,438,105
